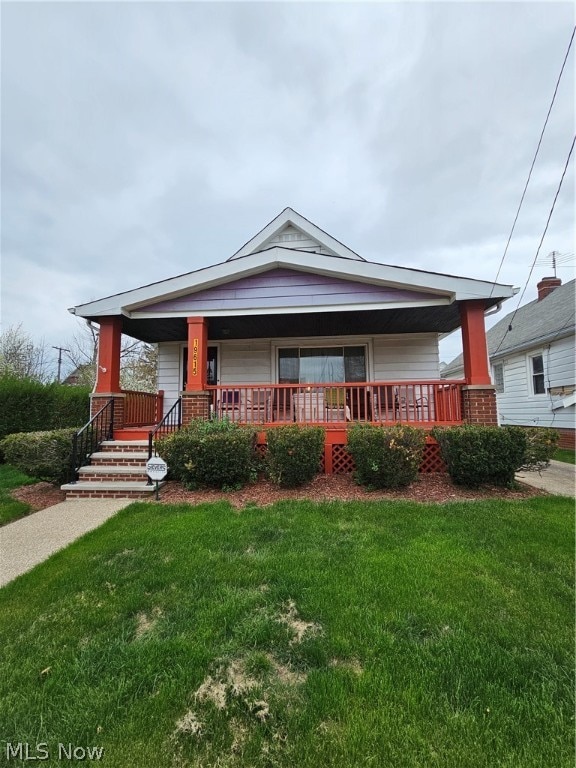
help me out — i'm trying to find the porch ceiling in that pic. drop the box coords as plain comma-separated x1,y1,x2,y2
119,304,465,343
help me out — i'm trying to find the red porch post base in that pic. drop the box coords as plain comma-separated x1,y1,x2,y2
461,385,498,425
181,391,212,424
90,393,126,431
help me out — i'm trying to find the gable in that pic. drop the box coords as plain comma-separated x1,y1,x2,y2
140,268,445,316
263,224,332,255
227,207,365,261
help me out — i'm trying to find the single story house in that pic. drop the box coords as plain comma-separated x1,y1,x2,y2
65,208,516,493
442,277,575,449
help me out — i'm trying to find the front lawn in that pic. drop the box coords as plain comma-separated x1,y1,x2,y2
0,497,573,767
0,464,38,526
554,448,575,465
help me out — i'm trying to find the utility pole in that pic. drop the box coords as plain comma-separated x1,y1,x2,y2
52,346,70,383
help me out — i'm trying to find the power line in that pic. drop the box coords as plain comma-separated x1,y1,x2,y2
490,25,575,296
492,134,575,356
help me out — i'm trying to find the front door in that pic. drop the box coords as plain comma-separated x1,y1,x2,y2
182,345,218,389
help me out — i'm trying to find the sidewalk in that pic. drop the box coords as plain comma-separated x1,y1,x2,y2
0,499,130,588
516,459,576,497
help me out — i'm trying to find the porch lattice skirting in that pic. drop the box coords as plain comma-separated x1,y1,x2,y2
255,436,447,476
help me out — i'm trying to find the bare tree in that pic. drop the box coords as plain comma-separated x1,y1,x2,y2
0,324,51,382
63,320,157,391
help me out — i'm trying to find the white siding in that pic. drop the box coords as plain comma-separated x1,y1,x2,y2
496,336,576,429
546,336,576,389
158,333,443,414
157,342,182,414
219,341,272,384
373,334,440,380
265,224,331,254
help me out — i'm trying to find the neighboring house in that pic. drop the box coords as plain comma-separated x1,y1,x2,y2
68,207,516,473
62,363,95,387
442,277,576,449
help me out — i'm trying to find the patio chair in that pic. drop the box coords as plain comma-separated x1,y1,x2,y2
324,388,350,422
395,387,428,421
217,389,241,421
244,390,271,423
371,386,396,422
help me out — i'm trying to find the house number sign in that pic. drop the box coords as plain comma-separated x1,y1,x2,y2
192,338,199,377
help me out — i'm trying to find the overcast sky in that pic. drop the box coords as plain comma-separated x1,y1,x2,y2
1,1,574,378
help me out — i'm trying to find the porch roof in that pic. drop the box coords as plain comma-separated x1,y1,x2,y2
70,248,515,341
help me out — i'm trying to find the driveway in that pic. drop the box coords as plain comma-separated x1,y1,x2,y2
516,459,575,497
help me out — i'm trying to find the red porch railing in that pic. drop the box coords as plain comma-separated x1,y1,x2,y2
206,382,464,426
124,390,164,427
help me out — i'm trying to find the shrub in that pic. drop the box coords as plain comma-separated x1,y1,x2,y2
0,376,90,444
1,428,77,484
433,425,527,488
265,425,325,488
520,427,560,472
156,418,257,490
347,423,426,489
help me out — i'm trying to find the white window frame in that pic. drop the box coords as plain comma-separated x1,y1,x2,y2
272,338,374,384
528,352,546,396
492,362,504,393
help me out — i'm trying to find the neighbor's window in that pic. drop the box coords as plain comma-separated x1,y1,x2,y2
278,346,366,384
493,363,504,393
530,354,545,395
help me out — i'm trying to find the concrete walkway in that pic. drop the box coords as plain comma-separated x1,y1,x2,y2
516,459,576,497
0,499,130,588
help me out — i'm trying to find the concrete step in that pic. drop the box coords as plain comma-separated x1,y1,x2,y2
61,481,165,499
78,466,149,483
90,451,149,466
100,440,150,452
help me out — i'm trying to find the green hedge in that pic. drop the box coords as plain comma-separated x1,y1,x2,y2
433,425,527,488
347,423,426,489
0,428,77,485
0,376,90,443
156,419,257,490
265,425,325,487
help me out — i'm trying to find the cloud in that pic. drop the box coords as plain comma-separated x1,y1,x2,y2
1,0,574,370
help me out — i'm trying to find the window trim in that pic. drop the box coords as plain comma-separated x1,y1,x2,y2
275,342,370,385
492,362,504,394
528,352,546,396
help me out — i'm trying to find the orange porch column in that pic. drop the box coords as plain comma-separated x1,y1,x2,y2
460,301,491,385
95,316,122,393
186,316,209,391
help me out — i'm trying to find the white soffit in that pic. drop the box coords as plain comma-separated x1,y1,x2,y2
69,247,515,319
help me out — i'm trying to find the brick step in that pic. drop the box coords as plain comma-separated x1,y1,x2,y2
78,466,150,483
61,481,165,499
90,451,149,466
100,440,150,453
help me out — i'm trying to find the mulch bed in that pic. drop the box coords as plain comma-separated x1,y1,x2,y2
9,474,544,515
157,473,545,509
11,482,66,511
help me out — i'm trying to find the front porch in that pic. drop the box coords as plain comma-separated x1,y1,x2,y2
114,379,465,434
104,379,470,477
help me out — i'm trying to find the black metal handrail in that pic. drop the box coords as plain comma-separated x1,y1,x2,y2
69,399,115,483
148,397,182,460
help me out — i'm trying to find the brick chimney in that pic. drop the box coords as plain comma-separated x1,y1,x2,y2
537,276,562,301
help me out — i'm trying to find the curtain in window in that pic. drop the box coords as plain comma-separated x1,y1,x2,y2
278,346,366,384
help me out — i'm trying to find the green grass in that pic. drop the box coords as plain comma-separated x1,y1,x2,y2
0,464,38,526
0,497,573,767
554,448,575,465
